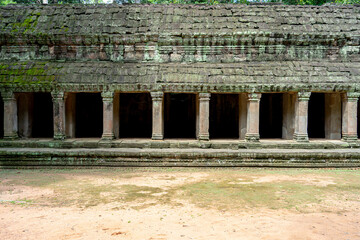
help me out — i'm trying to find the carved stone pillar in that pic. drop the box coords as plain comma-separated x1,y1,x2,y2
101,92,115,140
2,91,18,139
294,91,311,142
245,93,261,142
51,91,66,140
196,93,210,141
151,91,164,140
342,92,359,142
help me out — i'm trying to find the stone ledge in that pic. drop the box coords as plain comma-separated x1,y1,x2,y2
0,139,356,149
1,147,360,168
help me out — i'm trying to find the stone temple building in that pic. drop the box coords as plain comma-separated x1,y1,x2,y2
1,4,360,167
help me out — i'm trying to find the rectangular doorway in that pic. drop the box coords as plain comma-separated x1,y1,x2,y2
164,93,196,139
209,94,239,139
119,93,152,138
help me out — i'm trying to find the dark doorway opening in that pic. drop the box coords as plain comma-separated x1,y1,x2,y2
308,93,325,138
209,94,239,139
17,92,53,138
75,93,102,138
120,93,152,138
0,95,3,138
260,93,283,138
32,93,53,138
164,93,196,139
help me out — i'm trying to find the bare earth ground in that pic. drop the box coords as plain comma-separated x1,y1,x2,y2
0,168,360,240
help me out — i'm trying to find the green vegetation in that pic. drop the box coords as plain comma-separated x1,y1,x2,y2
0,62,57,87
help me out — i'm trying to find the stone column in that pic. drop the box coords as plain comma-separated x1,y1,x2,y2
151,91,164,140
245,93,261,142
196,93,210,141
325,93,341,140
101,92,115,140
2,91,18,139
282,93,296,140
293,91,311,142
239,93,248,140
342,92,359,142
51,91,66,140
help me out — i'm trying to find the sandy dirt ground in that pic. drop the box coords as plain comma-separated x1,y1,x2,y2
0,169,359,240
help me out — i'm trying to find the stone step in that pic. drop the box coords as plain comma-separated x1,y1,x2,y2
1,148,360,168
0,139,357,150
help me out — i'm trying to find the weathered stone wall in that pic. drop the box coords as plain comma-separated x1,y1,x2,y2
0,4,360,92
1,4,360,63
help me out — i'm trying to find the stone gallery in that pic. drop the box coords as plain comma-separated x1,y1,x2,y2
1,4,360,167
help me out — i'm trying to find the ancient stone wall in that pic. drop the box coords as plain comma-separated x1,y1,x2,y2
0,4,360,93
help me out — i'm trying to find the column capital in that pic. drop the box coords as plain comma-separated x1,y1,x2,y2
297,91,311,101
151,91,164,101
199,93,211,101
1,91,15,101
343,92,360,102
247,93,261,102
101,91,114,102
51,91,65,101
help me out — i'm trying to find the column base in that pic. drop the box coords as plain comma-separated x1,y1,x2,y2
101,133,115,141
54,133,66,140
198,134,209,141
152,134,163,140
293,133,309,142
245,133,260,142
342,134,358,142
4,133,18,140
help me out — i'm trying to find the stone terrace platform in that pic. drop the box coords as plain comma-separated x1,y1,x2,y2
1,139,360,168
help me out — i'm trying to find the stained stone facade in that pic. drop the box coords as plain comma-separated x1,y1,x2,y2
1,4,360,167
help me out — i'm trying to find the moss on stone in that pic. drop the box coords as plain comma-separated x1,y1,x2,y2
0,62,57,86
